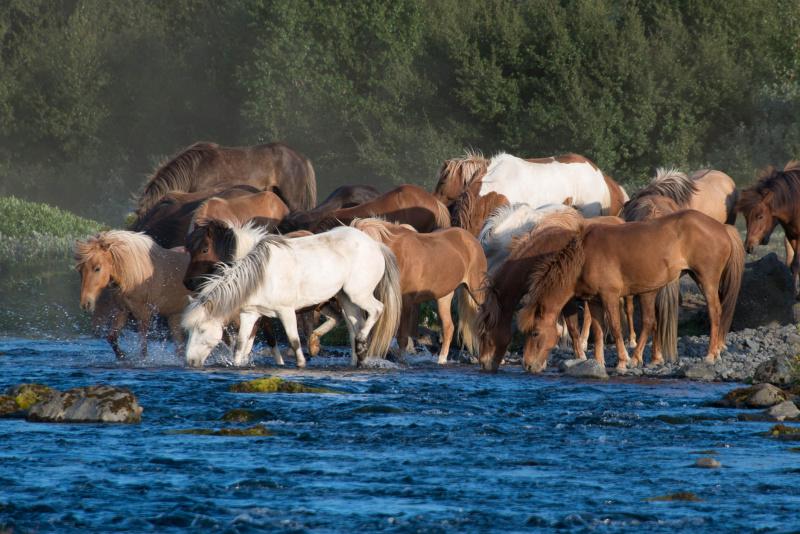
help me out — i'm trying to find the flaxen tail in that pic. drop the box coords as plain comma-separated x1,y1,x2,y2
456,282,482,355
303,160,318,211
367,244,403,357
655,279,680,362
720,225,745,338
433,199,452,229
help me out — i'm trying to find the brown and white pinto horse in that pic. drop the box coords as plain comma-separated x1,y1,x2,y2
352,219,486,363
134,141,316,219
311,184,451,233
478,210,744,373
739,162,800,297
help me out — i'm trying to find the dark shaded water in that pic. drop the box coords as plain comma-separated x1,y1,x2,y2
1,338,799,533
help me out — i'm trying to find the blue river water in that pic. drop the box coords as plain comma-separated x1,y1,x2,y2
0,337,799,533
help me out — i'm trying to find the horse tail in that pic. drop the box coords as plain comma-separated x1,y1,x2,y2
367,244,403,357
434,199,452,229
302,159,317,211
655,279,680,361
720,225,745,338
725,187,740,225
455,282,482,356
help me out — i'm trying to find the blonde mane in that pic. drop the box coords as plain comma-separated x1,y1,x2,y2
436,150,489,194
74,231,157,292
628,167,697,207
350,217,415,242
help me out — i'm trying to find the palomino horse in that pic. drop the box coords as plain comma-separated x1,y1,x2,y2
75,231,190,359
130,185,261,248
351,218,486,363
182,225,402,368
435,152,619,216
279,184,381,232
183,219,339,361
309,184,451,233
478,210,743,373
134,141,316,219
739,162,800,297
450,190,510,236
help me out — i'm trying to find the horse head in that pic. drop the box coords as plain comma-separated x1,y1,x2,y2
182,299,224,367
518,305,560,374
476,285,512,372
74,241,114,312
183,220,234,292
740,189,778,253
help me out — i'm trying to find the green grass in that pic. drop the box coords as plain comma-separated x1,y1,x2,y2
0,196,105,262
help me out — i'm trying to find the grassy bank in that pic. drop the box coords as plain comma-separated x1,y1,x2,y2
0,196,105,263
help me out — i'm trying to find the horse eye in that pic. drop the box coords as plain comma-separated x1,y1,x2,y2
531,331,539,338
202,248,209,254
94,266,101,272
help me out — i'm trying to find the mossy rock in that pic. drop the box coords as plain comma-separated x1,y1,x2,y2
715,383,789,408
7,383,55,410
0,395,22,417
173,424,271,437
229,377,338,394
767,424,800,440
221,408,275,423
644,492,702,502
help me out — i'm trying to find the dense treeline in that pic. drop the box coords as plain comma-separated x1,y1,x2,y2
1,0,798,222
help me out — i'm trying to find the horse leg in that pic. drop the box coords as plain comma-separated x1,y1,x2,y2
133,308,152,360
297,311,316,355
590,308,605,366
309,304,339,357
791,238,800,300
625,296,637,349
392,297,414,363
258,318,284,365
579,302,591,354
276,308,306,368
785,236,794,268
107,308,129,360
602,293,628,371
167,314,185,358
337,296,363,367
564,309,586,360
233,311,260,367
436,293,455,364
632,292,657,368
697,277,723,363
345,292,384,362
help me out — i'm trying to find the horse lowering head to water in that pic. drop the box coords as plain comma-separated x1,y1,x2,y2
134,141,316,219
182,226,402,368
75,231,190,359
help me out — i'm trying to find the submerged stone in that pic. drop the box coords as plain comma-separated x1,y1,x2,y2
221,408,275,423
767,424,800,440
229,377,338,394
644,492,702,502
694,457,721,468
174,424,271,437
26,385,142,424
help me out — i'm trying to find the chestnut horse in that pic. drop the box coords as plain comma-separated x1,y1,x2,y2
280,184,381,232
188,190,289,236
481,210,743,373
739,162,800,297
435,152,615,216
450,190,510,237
130,185,261,248
310,184,451,233
75,231,190,359
351,218,486,363
134,141,316,219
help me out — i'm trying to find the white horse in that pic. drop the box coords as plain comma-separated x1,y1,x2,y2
479,203,573,271
182,225,402,368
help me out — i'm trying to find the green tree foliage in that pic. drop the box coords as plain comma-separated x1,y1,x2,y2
0,0,798,221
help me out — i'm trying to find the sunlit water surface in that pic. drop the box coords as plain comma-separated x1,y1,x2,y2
1,337,798,533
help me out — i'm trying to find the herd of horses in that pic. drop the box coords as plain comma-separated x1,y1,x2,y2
73,140,800,373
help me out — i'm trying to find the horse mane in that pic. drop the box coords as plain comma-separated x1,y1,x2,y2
506,209,584,252
620,194,680,221
192,234,288,320
451,190,509,235
629,167,697,207
436,150,488,194
74,231,157,292
739,164,800,214
186,219,237,263
137,142,219,216
231,220,270,259
350,217,414,242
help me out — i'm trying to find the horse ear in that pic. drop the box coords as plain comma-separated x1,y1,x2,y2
563,197,574,206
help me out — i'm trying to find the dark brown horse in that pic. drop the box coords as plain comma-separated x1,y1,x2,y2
279,184,381,232
134,141,316,219
310,184,451,233
739,162,800,297
478,210,743,374
131,185,261,248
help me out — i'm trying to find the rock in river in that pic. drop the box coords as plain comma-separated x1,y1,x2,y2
26,385,142,424
753,354,799,388
766,400,800,421
715,383,790,408
562,359,608,380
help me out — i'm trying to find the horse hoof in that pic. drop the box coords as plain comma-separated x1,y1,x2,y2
437,356,448,365
615,364,627,374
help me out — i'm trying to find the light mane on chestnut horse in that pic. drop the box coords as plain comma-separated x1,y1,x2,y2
435,152,613,216
738,162,800,297
311,184,451,233
351,218,487,363
434,150,488,205
450,190,510,236
75,231,190,359
509,210,744,374
135,141,316,219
